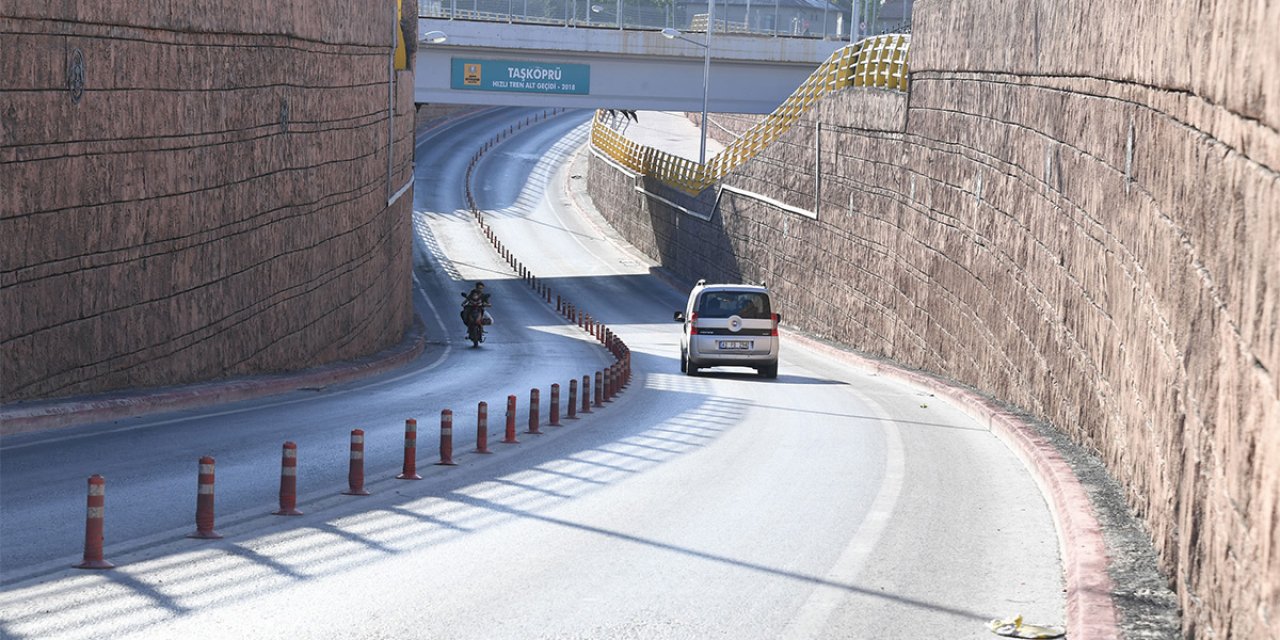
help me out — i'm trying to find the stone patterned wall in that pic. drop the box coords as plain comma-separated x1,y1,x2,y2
0,1,417,402
588,1,1278,635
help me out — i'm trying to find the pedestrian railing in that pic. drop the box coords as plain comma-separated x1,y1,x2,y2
420,0,859,38
590,33,910,194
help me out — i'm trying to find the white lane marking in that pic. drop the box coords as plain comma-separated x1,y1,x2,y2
8,111,546,451
490,122,632,279
413,106,506,155
2,273,453,452
544,139,658,279
779,384,906,639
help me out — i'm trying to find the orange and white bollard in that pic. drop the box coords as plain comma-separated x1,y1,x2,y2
527,388,542,434
581,374,592,414
438,410,457,466
504,395,519,444
549,383,561,426
344,429,370,496
567,379,579,419
274,441,303,515
189,456,222,539
75,475,113,569
594,371,604,407
476,401,492,454
398,418,421,480
604,366,614,402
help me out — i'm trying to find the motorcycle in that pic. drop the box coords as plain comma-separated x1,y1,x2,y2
460,291,492,347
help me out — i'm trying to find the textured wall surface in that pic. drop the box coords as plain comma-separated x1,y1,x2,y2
1,1,417,402
588,1,1278,636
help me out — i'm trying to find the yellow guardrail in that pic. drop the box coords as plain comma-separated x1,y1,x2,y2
591,33,910,194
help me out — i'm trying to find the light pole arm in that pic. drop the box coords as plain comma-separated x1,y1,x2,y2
661,28,706,49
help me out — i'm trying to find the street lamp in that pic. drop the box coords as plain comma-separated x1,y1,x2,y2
661,6,713,165
423,30,448,44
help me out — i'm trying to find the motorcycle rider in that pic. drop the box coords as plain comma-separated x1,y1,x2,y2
460,281,490,341
464,281,485,304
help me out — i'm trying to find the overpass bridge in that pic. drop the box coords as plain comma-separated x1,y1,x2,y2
414,13,846,113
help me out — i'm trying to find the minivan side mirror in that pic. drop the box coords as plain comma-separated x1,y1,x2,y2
775,313,783,322
673,311,685,322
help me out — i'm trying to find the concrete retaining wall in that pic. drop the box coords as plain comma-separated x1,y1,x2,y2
588,0,1278,635
0,1,418,402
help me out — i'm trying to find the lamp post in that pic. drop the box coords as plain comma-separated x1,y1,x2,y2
661,0,713,165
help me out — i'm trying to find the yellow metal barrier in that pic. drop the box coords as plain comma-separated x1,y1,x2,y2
591,34,910,194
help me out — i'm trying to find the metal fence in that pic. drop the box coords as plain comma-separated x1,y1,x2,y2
420,0,908,41
590,33,910,194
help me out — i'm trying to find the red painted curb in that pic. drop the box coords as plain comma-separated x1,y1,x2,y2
784,330,1120,640
565,140,1115,634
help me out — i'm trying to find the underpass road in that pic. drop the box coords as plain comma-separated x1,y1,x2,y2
0,109,1067,639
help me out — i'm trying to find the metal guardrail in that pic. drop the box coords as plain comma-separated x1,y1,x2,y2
849,32,910,91
422,0,674,30
420,0,869,40
591,33,910,194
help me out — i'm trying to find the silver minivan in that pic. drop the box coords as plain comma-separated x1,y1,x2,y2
674,280,780,378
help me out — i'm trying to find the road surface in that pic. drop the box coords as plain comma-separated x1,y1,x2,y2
0,107,1065,639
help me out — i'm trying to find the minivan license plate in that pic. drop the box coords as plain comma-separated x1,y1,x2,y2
719,340,751,350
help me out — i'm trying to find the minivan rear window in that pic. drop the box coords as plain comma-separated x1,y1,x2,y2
697,292,771,319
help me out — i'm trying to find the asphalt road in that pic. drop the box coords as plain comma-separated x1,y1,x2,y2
0,108,1066,639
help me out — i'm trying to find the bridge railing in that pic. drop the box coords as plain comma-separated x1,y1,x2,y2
419,0,864,40
590,33,910,194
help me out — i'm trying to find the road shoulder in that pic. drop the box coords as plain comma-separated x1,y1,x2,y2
565,138,1181,640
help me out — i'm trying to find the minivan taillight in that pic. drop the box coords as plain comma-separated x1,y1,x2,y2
770,313,779,336
689,312,699,335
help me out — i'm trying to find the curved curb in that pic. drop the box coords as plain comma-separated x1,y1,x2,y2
783,332,1120,639
572,123,1121,638
0,316,428,436
2,109,488,437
